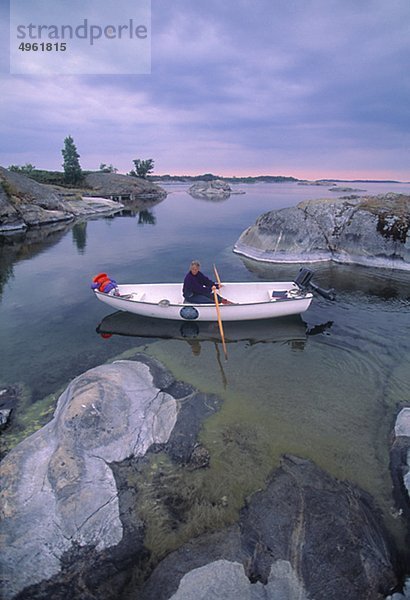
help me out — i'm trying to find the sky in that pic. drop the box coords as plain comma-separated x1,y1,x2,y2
0,0,409,181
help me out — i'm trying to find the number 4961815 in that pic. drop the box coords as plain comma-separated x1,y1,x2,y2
18,42,67,51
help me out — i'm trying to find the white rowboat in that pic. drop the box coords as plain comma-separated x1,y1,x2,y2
94,281,313,322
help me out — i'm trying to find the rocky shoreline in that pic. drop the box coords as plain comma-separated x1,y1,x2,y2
0,356,408,600
234,193,410,271
0,167,167,234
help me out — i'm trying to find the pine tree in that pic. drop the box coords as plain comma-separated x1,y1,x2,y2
62,136,82,184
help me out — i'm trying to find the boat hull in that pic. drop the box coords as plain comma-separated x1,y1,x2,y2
94,282,313,322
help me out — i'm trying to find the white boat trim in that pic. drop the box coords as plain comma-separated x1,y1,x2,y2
94,281,313,322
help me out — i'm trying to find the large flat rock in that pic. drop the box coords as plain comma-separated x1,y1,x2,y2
234,193,410,270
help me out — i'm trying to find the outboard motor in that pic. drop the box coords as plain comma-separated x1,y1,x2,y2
295,268,314,290
295,268,336,301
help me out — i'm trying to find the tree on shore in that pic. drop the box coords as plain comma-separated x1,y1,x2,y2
62,136,82,184
129,158,154,178
8,163,36,174
99,163,118,173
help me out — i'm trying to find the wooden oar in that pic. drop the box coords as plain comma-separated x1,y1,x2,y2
214,342,228,388
213,286,228,361
213,264,222,288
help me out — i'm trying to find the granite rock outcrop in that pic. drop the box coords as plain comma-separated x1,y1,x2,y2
84,171,167,201
390,408,410,521
234,193,410,271
0,167,166,234
0,358,404,600
0,356,221,600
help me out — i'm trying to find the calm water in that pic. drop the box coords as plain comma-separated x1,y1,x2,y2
1,181,410,555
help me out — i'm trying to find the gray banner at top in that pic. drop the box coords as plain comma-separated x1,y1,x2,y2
10,0,151,75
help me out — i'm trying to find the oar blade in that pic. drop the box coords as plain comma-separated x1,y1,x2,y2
213,288,228,360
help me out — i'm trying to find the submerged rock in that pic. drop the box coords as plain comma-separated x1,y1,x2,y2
234,193,410,271
140,455,398,600
0,386,19,432
0,409,11,427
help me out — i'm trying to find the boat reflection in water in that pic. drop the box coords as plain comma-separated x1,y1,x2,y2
96,310,308,354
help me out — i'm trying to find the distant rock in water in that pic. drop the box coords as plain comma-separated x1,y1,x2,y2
329,186,366,193
188,179,233,200
234,193,410,271
298,180,337,187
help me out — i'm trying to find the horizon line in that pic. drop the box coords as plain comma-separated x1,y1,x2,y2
2,164,408,184
150,173,407,183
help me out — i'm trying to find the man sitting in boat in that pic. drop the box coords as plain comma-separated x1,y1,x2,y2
183,260,232,304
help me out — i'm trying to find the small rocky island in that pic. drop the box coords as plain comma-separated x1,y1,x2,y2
188,179,245,200
0,357,408,599
0,167,167,234
234,193,410,270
